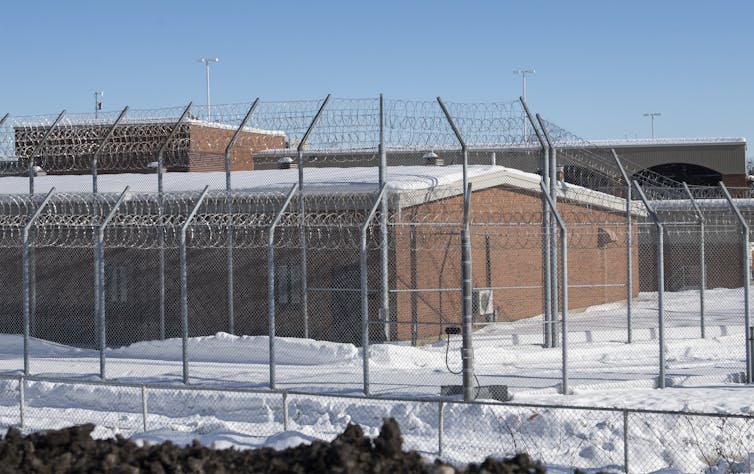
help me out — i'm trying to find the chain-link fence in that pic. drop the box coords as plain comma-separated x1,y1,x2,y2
0,96,752,403
3,375,754,472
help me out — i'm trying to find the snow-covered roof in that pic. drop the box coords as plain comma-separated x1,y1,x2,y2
588,137,746,148
0,165,637,214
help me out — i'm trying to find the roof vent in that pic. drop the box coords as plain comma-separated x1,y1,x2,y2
277,157,296,170
423,151,443,166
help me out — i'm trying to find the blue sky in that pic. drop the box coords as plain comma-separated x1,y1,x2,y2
1,1,751,153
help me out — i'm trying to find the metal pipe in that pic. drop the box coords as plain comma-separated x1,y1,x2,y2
157,103,192,340
437,97,474,402
361,185,387,396
92,106,129,193
28,110,65,196
623,410,629,474
520,98,552,347
22,188,55,375
298,95,331,339
541,181,569,394
438,400,444,458
141,385,148,432
180,186,210,384
224,98,260,335
720,182,752,383
267,184,298,390
611,150,634,343
96,186,130,380
538,114,558,347
379,94,390,342
633,182,665,388
682,183,706,338
18,376,24,429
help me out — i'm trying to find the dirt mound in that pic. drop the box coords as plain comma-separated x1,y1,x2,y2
0,418,546,473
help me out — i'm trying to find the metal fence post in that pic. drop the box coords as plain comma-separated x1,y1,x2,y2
28,110,65,196
538,115,559,348
634,182,666,388
379,94,391,342
282,392,289,431
541,181,569,394
623,410,629,474
18,376,24,429
268,184,298,390
224,99,260,335
141,385,148,432
683,183,706,338
612,150,634,343
437,97,474,402
180,186,210,385
22,188,55,376
521,98,551,348
720,182,752,383
438,400,444,458
297,95,331,340
91,106,129,194
157,103,193,340
361,185,387,396
96,187,130,380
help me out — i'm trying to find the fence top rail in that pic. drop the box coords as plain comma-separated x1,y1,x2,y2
7,373,754,421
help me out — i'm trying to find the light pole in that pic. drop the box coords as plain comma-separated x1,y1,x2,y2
513,69,535,139
197,57,219,121
644,112,661,139
94,91,104,119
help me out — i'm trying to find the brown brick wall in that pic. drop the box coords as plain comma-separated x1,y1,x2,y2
187,124,286,172
392,185,640,341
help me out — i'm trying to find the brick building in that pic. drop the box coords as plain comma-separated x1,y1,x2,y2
13,120,285,174
0,165,640,347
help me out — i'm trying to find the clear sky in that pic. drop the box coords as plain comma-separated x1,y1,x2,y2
1,0,751,153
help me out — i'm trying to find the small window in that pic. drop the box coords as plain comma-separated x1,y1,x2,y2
275,263,301,306
106,265,129,303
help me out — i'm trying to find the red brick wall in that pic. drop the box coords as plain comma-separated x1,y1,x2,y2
188,124,286,172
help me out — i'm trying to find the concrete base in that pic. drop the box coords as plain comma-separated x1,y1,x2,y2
441,384,510,402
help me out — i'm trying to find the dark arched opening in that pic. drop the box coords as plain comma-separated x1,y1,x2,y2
633,163,722,186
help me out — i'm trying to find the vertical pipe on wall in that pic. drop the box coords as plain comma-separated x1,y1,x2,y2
179,186,210,385
720,182,752,383
437,97,474,402
224,98,260,335
612,150,634,343
361,185,387,396
297,95,331,340
157,103,193,340
683,183,706,338
22,188,55,376
267,184,298,390
520,98,551,347
633,182,665,388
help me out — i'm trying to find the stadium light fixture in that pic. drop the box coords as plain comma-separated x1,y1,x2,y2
197,57,220,121
94,91,104,119
513,69,536,139
643,112,661,139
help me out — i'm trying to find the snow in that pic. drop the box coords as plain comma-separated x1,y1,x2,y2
0,165,507,195
0,287,752,471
